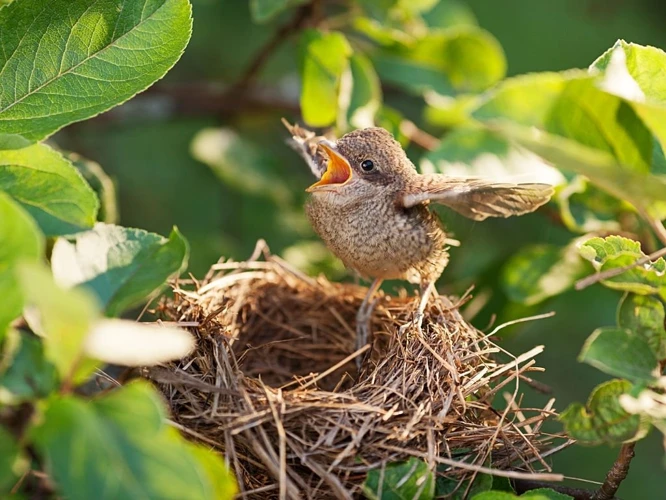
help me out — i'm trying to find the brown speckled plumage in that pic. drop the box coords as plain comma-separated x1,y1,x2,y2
286,124,554,288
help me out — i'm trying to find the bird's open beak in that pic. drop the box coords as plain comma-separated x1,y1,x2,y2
306,144,352,192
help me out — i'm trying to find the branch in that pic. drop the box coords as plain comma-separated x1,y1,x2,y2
575,245,666,291
592,443,635,500
512,479,606,500
226,3,313,95
399,120,441,151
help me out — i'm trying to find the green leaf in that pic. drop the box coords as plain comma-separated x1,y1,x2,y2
17,262,99,380
0,193,43,338
31,380,237,500
420,127,565,186
590,41,666,162
0,0,193,144
556,176,624,234
502,241,587,306
0,143,99,236
422,0,478,29
579,236,666,297
618,293,666,360
372,27,506,96
472,490,573,500
436,472,492,499
67,152,118,224
376,106,410,147
0,425,28,494
51,224,189,318
0,330,58,404
346,53,382,129
250,0,308,23
560,379,646,445
579,327,659,384
299,30,352,127
363,457,435,500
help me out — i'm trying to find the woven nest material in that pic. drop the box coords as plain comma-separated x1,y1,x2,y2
151,241,567,499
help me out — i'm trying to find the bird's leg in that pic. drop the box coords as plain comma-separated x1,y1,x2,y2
355,277,383,353
399,281,434,337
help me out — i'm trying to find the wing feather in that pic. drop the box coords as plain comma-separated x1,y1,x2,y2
401,174,554,221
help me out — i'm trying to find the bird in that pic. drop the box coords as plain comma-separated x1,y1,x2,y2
283,119,554,354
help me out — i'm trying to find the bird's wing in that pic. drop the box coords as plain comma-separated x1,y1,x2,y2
282,118,334,179
401,174,554,221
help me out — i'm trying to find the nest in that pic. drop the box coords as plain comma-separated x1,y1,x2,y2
151,241,567,499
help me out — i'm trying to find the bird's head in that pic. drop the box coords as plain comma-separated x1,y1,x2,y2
306,127,416,202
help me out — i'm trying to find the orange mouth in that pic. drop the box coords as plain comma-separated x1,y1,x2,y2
306,144,352,192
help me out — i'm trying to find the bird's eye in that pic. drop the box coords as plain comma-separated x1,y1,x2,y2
360,159,375,172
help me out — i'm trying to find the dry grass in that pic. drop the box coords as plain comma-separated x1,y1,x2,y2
149,241,567,499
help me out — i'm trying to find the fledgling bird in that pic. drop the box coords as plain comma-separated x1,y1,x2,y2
283,119,553,351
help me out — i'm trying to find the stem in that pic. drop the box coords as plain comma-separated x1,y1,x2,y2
592,443,636,500
226,3,313,96
575,246,666,291
399,120,441,151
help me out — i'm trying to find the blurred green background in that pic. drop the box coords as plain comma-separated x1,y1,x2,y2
55,0,666,497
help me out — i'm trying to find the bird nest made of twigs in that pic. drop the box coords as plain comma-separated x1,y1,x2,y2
149,241,567,499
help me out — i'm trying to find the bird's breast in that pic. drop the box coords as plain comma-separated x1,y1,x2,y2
305,195,449,282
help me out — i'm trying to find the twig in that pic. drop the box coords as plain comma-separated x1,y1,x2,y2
399,120,441,151
226,3,313,95
576,246,666,291
513,479,608,500
592,443,635,500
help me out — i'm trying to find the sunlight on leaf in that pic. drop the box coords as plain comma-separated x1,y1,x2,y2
0,0,193,144
0,143,99,235
85,319,194,367
579,236,666,297
299,30,352,127
51,224,189,318
0,193,42,338
346,53,382,129
17,262,99,380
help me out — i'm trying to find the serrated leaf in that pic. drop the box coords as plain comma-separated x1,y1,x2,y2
0,0,193,144
0,330,58,404
560,379,646,445
363,458,434,500
17,262,99,380
502,241,587,306
372,26,505,96
250,0,308,23
0,143,99,235
579,236,666,296
51,224,189,317
0,192,42,338
299,30,352,127
0,425,28,494
579,327,658,383
31,380,236,500
618,293,666,360
346,53,382,129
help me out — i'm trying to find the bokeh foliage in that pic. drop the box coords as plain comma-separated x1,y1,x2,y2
2,0,666,498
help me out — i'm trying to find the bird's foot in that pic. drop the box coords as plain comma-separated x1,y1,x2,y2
398,311,425,339
355,299,378,369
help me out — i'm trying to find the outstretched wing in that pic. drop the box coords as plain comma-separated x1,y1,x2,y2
282,118,336,179
401,174,554,221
